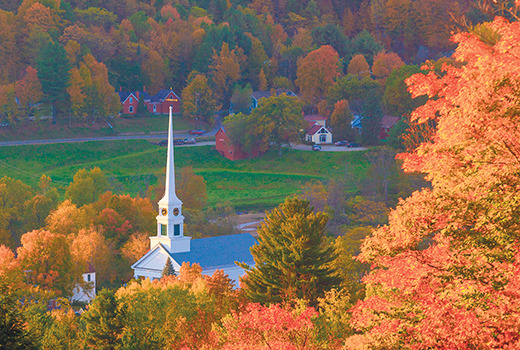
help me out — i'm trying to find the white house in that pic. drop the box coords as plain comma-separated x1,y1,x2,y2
71,264,96,303
306,124,333,144
131,107,256,284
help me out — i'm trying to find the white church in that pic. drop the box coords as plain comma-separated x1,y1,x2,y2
131,107,256,283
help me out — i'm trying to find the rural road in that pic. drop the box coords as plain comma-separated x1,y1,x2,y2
0,130,366,152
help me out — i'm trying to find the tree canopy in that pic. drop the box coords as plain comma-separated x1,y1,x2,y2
347,18,520,348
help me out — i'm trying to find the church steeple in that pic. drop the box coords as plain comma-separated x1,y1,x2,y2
150,106,190,253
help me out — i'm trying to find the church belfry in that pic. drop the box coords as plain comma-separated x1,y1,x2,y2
150,106,191,253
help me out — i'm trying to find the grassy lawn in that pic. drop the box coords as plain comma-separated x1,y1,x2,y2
0,114,193,141
0,141,370,210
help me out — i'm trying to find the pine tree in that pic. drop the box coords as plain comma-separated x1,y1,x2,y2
37,41,71,124
162,257,176,277
82,289,123,349
240,197,340,307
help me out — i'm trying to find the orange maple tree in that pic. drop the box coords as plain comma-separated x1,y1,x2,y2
347,18,520,348
296,45,341,105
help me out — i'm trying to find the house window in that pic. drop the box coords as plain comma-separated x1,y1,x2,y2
320,134,327,143
173,224,180,236
129,106,134,113
161,224,167,236
87,274,91,282
129,97,133,103
153,105,156,112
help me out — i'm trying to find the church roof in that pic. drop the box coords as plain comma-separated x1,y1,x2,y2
168,233,256,270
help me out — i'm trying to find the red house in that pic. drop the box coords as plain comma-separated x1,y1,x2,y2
215,127,262,161
119,88,181,115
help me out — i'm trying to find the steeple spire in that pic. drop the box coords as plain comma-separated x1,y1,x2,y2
158,106,181,207
151,106,190,253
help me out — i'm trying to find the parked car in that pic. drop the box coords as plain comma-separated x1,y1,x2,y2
334,140,349,146
189,129,205,135
174,139,185,145
347,142,360,148
312,144,321,151
184,137,197,144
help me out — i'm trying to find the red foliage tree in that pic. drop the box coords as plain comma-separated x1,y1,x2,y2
347,18,520,349
216,303,318,349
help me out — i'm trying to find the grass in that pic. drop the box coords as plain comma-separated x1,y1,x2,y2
0,114,193,141
0,141,370,210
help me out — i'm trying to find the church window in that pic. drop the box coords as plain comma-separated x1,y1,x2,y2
174,224,180,236
161,224,167,236
87,274,91,282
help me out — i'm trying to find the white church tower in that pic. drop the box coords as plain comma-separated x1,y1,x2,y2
150,106,191,253
132,106,256,281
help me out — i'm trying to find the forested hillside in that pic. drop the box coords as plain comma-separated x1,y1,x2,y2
0,0,495,127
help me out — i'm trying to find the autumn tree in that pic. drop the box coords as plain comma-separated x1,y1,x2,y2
65,168,108,207
0,83,20,125
383,64,427,117
296,45,341,105
81,54,121,120
214,303,319,349
371,51,405,82
181,73,216,124
347,19,520,348
330,99,355,142
240,197,340,307
209,43,243,109
226,93,305,156
177,166,207,210
17,230,77,296
347,54,370,78
15,66,43,122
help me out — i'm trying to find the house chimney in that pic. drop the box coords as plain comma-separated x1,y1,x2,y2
136,91,139,100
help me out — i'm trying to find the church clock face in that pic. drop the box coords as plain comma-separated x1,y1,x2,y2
173,207,179,216
161,208,167,216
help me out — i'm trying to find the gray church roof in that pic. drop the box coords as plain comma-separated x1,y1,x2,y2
168,233,257,270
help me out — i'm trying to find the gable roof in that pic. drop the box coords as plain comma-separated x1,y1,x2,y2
118,91,137,103
306,124,331,136
156,89,180,101
381,115,400,129
169,233,256,270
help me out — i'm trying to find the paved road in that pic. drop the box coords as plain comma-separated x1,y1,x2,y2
0,131,216,147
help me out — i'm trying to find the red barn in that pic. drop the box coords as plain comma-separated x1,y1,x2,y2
215,127,262,161
119,89,181,115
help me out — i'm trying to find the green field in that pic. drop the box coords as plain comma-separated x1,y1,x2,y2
0,114,193,141
0,141,370,210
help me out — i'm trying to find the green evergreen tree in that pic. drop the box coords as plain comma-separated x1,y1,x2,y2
0,282,36,350
82,289,123,350
162,257,176,277
37,42,71,124
240,197,340,307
